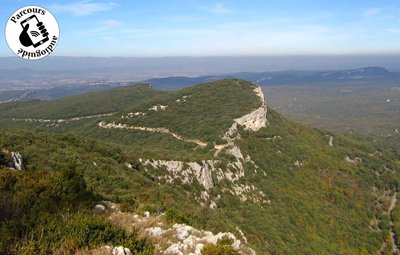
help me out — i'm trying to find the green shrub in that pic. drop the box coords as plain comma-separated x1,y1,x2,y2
0,168,154,255
50,168,93,208
0,152,7,166
165,208,191,225
202,237,240,255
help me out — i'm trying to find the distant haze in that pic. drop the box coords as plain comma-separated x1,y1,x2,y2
2,55,400,75
1,55,400,92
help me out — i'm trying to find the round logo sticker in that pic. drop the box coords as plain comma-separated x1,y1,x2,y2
5,6,60,60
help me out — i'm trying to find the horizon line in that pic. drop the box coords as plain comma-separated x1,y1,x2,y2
2,53,400,59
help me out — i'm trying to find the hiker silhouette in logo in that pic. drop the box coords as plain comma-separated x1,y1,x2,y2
19,15,49,48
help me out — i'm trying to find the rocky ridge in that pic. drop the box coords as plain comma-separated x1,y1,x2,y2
137,84,269,207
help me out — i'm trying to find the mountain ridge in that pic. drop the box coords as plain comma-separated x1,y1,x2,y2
1,66,396,102
0,79,399,254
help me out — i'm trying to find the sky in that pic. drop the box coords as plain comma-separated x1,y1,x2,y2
1,0,400,57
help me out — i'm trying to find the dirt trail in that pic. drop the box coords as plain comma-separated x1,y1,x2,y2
98,121,208,147
13,113,116,124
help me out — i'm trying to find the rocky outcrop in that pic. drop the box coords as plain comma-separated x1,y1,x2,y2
328,136,334,147
11,152,24,170
223,85,267,142
112,246,132,255
94,204,106,213
122,112,146,119
176,95,191,103
344,156,362,164
231,86,267,133
153,223,254,255
230,184,269,204
235,107,267,132
140,159,216,190
140,149,256,193
187,161,215,190
106,201,256,255
1,150,25,171
86,201,256,255
140,142,267,205
149,104,168,111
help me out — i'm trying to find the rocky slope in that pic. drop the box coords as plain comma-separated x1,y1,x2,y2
96,201,256,255
135,83,268,207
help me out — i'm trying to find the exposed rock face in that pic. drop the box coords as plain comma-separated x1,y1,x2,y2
187,161,215,190
107,202,256,255
235,107,267,132
11,152,24,170
153,223,255,255
232,86,267,132
140,159,216,190
138,84,269,205
112,246,132,255
94,204,106,213
157,224,246,255
223,85,267,141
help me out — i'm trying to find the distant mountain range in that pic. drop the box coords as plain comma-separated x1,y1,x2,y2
0,66,398,102
146,66,400,90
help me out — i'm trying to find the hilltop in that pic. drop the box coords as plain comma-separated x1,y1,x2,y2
0,79,399,254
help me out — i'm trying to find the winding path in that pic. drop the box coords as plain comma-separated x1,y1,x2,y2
98,121,208,147
13,113,116,124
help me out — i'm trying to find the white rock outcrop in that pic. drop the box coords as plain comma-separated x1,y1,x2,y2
11,152,24,171
232,86,267,132
94,204,106,213
112,246,132,255
222,85,267,143
141,159,216,190
344,156,362,164
187,161,215,190
230,184,269,203
105,202,256,255
149,104,168,111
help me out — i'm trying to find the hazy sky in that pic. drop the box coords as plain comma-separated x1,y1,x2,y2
1,0,400,57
